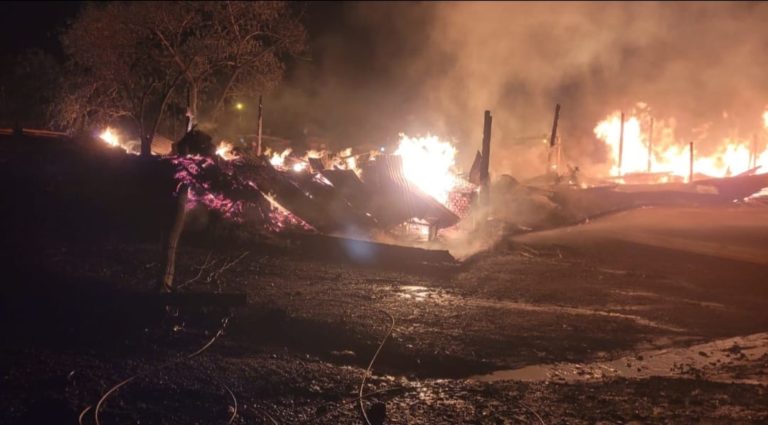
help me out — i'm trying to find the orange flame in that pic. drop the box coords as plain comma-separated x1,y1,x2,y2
215,141,239,161
595,110,768,179
395,134,459,204
267,148,292,168
262,135,465,206
99,128,120,147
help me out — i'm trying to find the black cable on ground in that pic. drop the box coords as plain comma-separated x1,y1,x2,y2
358,308,395,425
79,312,233,425
291,298,397,425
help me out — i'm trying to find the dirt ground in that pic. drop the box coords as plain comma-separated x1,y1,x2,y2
2,202,768,424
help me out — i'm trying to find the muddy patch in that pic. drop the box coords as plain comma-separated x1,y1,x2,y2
394,284,684,332
473,332,768,385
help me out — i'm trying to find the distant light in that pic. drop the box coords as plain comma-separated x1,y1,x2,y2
380,146,385,152
236,102,244,111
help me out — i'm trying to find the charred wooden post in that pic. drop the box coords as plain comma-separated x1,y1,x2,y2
548,104,561,174
256,95,264,156
549,104,561,148
689,141,694,183
618,111,625,176
160,185,188,292
480,110,493,206
647,117,654,173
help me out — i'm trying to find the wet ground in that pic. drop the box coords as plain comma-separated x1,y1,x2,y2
2,204,768,424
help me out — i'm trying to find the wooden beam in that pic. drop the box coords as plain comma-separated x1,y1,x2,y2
549,104,561,148
548,104,561,174
481,110,493,204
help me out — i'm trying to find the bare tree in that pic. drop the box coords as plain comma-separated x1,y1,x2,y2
54,1,306,155
56,3,186,155
148,1,307,130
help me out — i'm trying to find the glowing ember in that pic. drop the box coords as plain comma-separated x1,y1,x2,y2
171,155,244,219
170,155,312,232
595,110,768,179
292,162,306,172
215,141,239,161
99,128,119,147
263,194,313,231
394,134,459,204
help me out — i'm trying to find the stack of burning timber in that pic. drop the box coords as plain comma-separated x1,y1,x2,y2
171,129,469,241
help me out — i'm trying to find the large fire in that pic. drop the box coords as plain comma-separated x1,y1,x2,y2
99,128,120,147
595,110,768,179
395,134,459,204
260,134,464,206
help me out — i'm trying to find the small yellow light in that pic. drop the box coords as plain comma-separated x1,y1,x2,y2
236,102,244,110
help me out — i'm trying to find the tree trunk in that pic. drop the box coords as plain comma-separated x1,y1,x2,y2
186,83,198,132
160,185,188,292
140,132,152,157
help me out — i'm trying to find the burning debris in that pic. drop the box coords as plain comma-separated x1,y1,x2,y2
215,141,239,161
594,106,768,181
394,134,459,204
165,131,475,243
99,127,141,155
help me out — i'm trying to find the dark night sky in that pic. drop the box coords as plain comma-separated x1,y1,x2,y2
0,1,80,58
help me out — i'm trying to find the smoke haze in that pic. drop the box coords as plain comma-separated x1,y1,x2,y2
270,1,768,178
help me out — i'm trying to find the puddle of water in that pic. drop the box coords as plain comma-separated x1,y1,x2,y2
397,285,442,302
472,332,768,385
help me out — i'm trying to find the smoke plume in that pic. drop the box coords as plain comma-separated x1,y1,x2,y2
272,2,768,179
